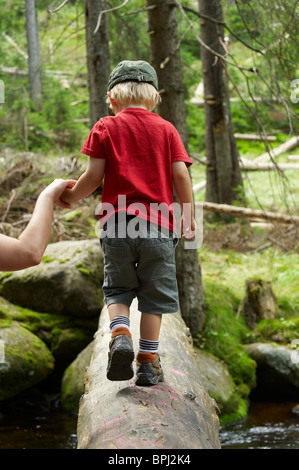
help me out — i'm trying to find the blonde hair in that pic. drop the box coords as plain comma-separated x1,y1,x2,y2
107,81,160,112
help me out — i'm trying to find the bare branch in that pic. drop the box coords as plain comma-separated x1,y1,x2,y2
48,0,70,14
182,4,265,55
119,4,157,17
94,0,131,34
174,0,256,73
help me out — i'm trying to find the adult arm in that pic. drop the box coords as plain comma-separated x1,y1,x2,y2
58,157,106,206
172,161,196,239
0,179,76,271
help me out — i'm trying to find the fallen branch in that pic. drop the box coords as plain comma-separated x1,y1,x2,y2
197,201,299,224
191,96,281,107
1,189,16,223
234,133,276,142
2,33,28,59
268,236,292,252
192,181,206,192
252,135,299,163
240,161,299,171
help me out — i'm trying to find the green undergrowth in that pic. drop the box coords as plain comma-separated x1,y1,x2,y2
195,242,299,423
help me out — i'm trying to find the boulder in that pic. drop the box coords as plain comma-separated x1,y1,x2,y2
0,296,96,373
61,340,94,413
194,348,241,420
0,320,55,401
245,342,299,399
0,239,104,318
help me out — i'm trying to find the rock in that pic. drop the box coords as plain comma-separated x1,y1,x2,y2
61,341,94,413
51,327,93,369
291,404,299,417
0,320,55,401
0,296,96,373
241,279,277,329
194,348,241,421
0,239,104,318
245,342,299,399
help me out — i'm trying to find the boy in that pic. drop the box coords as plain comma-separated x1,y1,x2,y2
59,60,196,386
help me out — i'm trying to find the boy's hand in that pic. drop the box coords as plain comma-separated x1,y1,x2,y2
181,215,196,239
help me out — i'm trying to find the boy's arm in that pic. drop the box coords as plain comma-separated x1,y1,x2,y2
59,157,106,206
172,161,196,238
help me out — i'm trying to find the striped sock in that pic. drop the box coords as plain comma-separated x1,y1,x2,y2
109,315,130,333
139,338,159,354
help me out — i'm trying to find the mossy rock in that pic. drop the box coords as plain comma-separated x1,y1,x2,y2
0,239,104,318
61,341,94,412
0,321,55,401
51,327,94,366
0,297,95,374
194,348,247,425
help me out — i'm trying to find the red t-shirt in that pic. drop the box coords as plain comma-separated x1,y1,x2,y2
80,108,192,231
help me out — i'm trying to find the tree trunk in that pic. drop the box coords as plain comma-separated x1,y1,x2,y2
77,301,221,449
147,0,205,336
84,0,110,127
198,0,244,208
240,279,277,329
25,0,42,110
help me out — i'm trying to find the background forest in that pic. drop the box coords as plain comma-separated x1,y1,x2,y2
0,0,298,449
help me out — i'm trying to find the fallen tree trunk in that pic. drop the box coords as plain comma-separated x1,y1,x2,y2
240,161,299,171
77,300,221,449
198,201,299,224
252,136,299,163
234,133,276,142
192,180,206,192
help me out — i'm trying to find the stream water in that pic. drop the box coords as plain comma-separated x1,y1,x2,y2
0,389,298,449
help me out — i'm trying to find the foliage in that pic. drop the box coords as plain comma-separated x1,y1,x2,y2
195,278,256,389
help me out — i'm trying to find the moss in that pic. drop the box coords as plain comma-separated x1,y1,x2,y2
219,397,248,426
75,263,91,276
65,209,82,222
195,279,256,391
41,255,55,263
0,318,12,328
254,316,299,343
0,272,13,280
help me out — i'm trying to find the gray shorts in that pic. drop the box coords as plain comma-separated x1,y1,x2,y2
100,231,179,314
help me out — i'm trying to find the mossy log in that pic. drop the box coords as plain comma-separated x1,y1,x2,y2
77,300,221,449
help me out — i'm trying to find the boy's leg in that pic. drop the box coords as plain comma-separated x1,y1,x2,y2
108,303,130,333
136,312,164,386
106,303,134,381
140,312,161,342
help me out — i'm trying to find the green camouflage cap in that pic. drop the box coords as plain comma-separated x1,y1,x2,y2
107,60,158,92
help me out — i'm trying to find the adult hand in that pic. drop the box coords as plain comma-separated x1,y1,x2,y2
42,179,77,209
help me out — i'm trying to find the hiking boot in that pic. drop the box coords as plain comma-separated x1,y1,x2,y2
107,329,134,381
135,352,164,386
